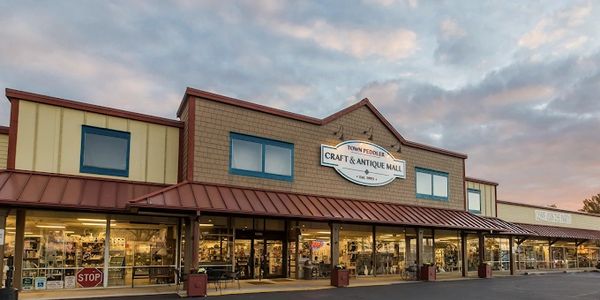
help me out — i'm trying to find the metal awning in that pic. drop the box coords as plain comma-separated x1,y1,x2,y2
0,170,168,211
484,217,537,236
515,223,600,240
130,181,505,231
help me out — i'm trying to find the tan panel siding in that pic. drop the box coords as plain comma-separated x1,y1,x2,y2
192,98,465,210
0,134,8,168
498,202,600,230
465,181,496,217
14,100,178,184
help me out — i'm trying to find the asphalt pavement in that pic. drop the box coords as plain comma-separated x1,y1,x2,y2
80,272,600,300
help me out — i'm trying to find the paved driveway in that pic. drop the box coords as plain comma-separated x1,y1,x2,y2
83,272,600,300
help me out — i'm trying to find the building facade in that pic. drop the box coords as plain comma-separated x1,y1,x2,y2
0,87,599,295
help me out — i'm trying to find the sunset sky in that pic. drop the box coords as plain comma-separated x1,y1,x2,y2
1,1,598,210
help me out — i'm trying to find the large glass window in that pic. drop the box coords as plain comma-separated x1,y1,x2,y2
434,230,461,275
468,189,481,213
375,226,407,275
2,213,16,289
415,168,449,201
198,216,232,269
339,225,373,276
298,222,331,279
21,211,107,290
80,125,130,177
108,215,177,287
485,237,510,272
516,240,549,271
230,133,294,181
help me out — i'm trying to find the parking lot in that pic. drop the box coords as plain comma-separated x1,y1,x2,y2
81,272,600,300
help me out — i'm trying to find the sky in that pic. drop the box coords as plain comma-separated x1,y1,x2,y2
0,0,599,211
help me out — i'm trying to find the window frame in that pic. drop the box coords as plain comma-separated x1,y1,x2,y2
229,132,294,181
79,125,131,177
467,188,482,214
415,167,449,201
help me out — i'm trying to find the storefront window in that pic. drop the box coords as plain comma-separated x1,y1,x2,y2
516,240,548,270
339,224,373,276
422,229,434,266
467,234,479,272
298,222,330,279
485,237,510,272
375,226,406,275
109,215,177,287
2,213,16,288
198,216,232,269
21,211,107,290
434,230,461,275
577,244,599,268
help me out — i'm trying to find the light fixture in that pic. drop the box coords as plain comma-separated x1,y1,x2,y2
363,127,373,140
333,125,345,141
5,227,15,230
199,223,214,227
36,225,66,229
81,223,116,227
77,218,107,222
316,231,331,234
64,230,75,234
301,233,312,236
390,143,402,153
7,231,15,234
317,236,330,239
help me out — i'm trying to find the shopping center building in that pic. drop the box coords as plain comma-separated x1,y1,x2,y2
0,87,599,296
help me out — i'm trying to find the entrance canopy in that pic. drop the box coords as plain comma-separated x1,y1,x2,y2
130,181,505,231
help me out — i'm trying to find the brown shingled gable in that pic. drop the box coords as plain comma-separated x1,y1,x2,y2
181,87,468,159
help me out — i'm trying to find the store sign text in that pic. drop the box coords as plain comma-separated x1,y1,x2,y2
321,140,406,186
535,210,572,224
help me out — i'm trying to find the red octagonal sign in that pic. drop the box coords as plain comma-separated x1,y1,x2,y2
77,268,103,288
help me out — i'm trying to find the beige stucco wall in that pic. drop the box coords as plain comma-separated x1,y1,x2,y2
191,97,466,210
15,100,179,184
0,133,7,169
466,181,496,217
497,202,600,231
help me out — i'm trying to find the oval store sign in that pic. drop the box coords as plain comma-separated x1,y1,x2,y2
321,140,406,186
77,268,103,288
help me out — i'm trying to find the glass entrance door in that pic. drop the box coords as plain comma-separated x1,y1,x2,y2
251,239,284,279
266,240,283,277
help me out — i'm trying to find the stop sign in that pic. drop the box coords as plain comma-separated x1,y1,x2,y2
77,268,103,288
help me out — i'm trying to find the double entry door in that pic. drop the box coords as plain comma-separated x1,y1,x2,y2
236,238,283,279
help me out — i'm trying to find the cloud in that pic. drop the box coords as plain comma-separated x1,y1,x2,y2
269,19,418,60
356,51,600,210
518,2,592,50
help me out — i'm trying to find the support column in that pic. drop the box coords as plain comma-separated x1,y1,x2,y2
416,228,423,278
330,223,340,267
13,209,25,290
103,216,110,288
183,215,200,277
509,236,515,275
461,232,467,277
478,233,485,265
0,209,8,286
372,226,376,277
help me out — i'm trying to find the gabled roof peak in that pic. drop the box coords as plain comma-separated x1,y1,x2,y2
182,87,467,159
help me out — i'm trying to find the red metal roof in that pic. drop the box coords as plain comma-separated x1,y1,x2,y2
0,170,168,211
130,181,503,231
515,223,600,240
484,217,536,236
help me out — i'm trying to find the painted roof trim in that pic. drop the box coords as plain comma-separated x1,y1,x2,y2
6,88,184,128
465,177,499,186
497,200,600,218
181,87,468,159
